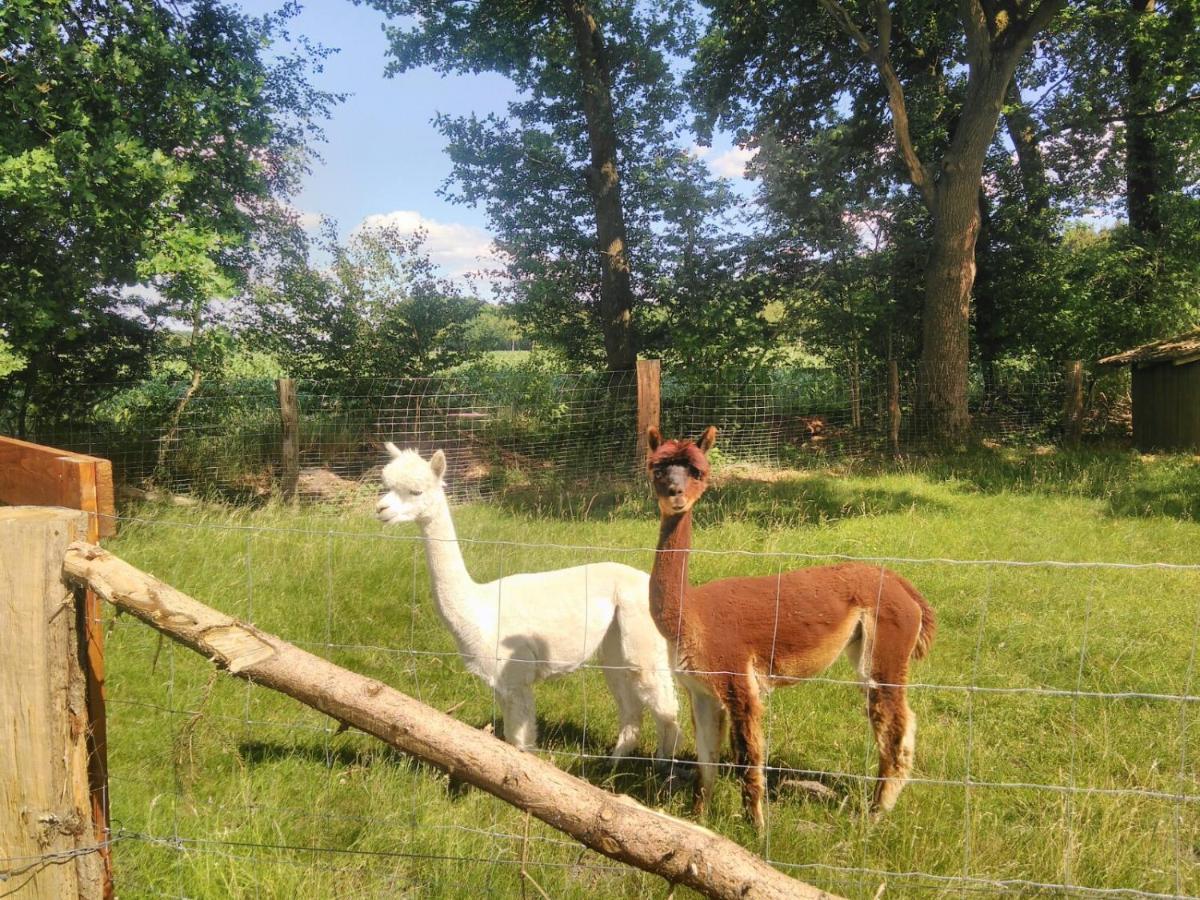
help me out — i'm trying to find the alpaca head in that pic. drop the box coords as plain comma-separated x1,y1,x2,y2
646,426,717,516
377,444,447,525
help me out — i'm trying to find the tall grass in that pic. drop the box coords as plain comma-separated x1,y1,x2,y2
102,447,1200,898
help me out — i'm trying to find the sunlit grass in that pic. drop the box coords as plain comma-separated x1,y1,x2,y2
104,446,1200,898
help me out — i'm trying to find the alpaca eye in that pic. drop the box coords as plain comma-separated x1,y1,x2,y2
410,489,423,497
689,466,703,478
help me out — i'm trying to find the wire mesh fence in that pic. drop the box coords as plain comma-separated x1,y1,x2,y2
64,504,1198,899
1,361,1116,507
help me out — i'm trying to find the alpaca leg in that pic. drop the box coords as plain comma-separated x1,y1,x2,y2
635,658,681,760
866,684,915,815
601,662,644,758
689,689,724,818
611,604,681,759
862,611,919,815
497,686,537,752
727,673,767,829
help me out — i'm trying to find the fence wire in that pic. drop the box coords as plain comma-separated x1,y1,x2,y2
61,507,1198,900
2,363,1109,508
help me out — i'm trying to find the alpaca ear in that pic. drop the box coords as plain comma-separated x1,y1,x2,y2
646,426,662,452
385,441,402,458
696,426,717,452
429,449,447,480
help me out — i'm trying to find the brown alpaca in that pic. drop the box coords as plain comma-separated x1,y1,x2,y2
646,426,935,827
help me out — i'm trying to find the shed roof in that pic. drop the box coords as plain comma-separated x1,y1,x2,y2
1097,329,1200,367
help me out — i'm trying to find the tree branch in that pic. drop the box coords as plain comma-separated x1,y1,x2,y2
959,0,991,65
1098,91,1200,124
998,0,1067,57
817,0,934,208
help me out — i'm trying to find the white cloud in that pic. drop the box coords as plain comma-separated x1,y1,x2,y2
707,146,757,179
356,210,501,279
297,210,322,231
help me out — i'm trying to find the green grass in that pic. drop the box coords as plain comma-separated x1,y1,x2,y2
103,446,1200,898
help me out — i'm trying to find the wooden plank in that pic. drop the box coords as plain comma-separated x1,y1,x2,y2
1184,363,1200,451
635,359,661,468
0,436,116,538
1062,360,1084,446
1132,367,1152,451
0,508,104,900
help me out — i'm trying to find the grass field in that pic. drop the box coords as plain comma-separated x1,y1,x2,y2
101,447,1200,898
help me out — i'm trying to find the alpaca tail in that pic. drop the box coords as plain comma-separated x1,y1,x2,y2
894,573,936,660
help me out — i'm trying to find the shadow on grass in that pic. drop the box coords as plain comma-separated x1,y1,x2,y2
901,444,1200,520
493,444,1200,526
237,723,864,820
494,471,946,529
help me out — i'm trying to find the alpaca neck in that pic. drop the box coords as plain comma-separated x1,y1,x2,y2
650,511,692,643
417,497,478,631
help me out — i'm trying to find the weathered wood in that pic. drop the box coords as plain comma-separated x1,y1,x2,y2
1,508,104,900
887,359,901,457
635,359,661,468
0,436,116,538
0,439,114,896
1062,360,1084,447
277,378,300,502
62,541,842,900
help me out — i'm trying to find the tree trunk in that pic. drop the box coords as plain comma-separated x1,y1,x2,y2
562,0,637,372
1125,0,1163,239
921,172,982,443
155,367,203,481
918,55,1022,445
1003,76,1051,217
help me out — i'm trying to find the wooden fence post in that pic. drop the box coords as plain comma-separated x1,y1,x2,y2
277,378,300,502
1,508,105,900
1063,360,1084,446
0,437,114,898
635,359,661,468
888,359,901,457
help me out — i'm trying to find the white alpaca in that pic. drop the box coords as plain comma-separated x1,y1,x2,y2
376,445,680,758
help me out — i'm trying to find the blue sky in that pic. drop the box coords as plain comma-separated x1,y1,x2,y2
237,1,755,279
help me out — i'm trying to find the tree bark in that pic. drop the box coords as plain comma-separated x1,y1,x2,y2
1125,0,1163,238
921,179,979,442
562,0,637,372
63,541,842,900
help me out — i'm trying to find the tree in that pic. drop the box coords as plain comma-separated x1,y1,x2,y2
365,0,709,372
0,0,339,434
696,0,1065,442
249,224,486,381
1030,1,1200,328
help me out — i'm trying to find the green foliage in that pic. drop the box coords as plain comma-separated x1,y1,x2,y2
0,0,340,432
462,306,528,353
249,223,486,381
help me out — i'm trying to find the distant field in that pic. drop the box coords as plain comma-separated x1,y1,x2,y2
103,448,1200,898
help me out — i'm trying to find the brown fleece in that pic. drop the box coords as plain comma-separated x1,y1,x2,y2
645,427,935,824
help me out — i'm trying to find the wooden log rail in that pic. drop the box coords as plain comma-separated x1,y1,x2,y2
62,540,841,900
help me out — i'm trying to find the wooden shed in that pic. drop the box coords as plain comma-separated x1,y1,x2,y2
1098,329,1200,452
